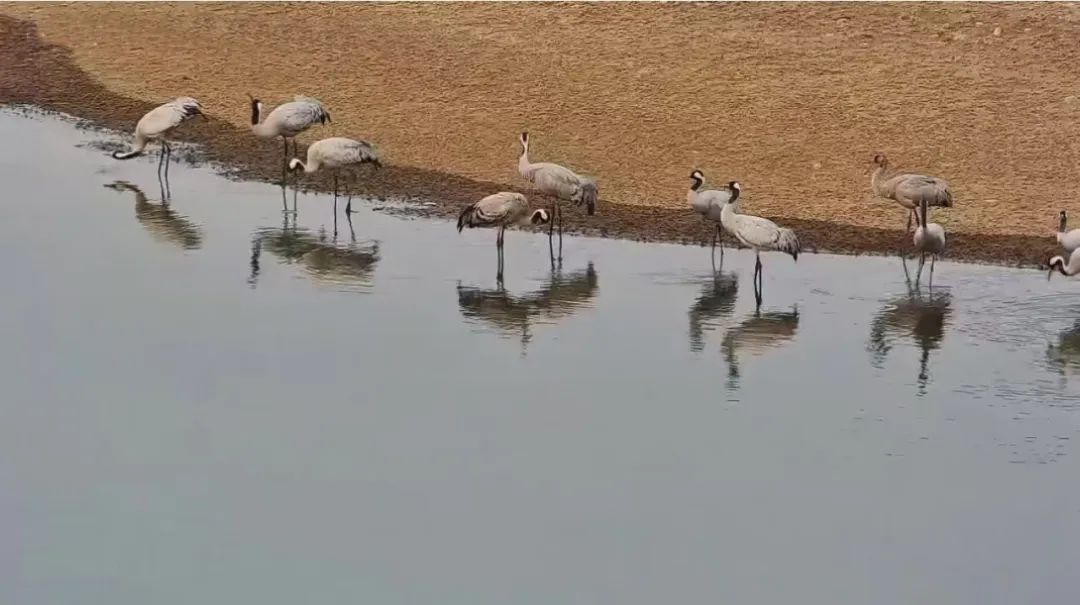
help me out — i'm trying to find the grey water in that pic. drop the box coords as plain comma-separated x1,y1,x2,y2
1,109,1078,604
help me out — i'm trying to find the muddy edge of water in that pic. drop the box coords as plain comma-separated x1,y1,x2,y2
0,16,1056,268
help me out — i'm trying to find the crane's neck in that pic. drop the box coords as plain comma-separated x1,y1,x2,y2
720,197,738,228
1052,256,1079,276
518,139,531,176
1060,213,1068,234
289,155,321,174
920,198,929,229
871,163,888,194
112,134,148,159
250,101,275,137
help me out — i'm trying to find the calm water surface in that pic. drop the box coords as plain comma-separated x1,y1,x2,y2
1,111,1078,604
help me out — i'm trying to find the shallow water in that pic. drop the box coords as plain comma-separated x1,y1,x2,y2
1,110,1078,604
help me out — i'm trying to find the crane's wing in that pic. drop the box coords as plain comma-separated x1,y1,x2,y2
293,96,331,123
137,97,202,136
457,192,527,230
892,173,953,206
527,162,584,199
340,138,380,165
733,214,801,257
275,99,331,132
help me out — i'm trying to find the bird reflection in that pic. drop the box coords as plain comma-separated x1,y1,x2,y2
868,258,952,394
103,181,202,250
688,269,739,353
457,262,599,354
721,304,800,390
1046,319,1080,377
249,213,379,291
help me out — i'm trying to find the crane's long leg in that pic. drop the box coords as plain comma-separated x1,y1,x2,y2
929,255,936,289
497,227,505,283
548,213,556,266
281,137,289,188
916,252,926,284
345,172,356,214
557,203,563,262
346,211,356,242
754,251,764,306
163,141,172,199
548,200,556,238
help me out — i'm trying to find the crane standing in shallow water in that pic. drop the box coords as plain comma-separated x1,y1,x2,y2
689,169,737,259
517,132,597,262
289,136,381,215
249,94,331,190
871,153,953,233
457,192,551,282
718,181,801,305
112,97,203,195
912,197,947,287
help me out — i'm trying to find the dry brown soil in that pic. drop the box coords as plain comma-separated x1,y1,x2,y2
2,2,1078,265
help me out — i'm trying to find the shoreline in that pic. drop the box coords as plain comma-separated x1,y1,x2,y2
0,14,1059,269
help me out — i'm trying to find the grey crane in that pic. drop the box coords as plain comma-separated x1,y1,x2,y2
457,191,551,281
112,97,202,193
689,169,737,258
249,94,331,187
718,181,801,304
517,132,596,260
289,136,381,215
871,153,954,232
912,198,947,287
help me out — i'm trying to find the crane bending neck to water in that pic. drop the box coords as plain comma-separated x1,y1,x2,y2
1048,247,1080,279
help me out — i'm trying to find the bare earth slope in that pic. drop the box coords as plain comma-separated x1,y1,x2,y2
2,2,1078,263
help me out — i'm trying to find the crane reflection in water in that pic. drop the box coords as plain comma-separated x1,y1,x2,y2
103,181,203,250
721,303,800,391
867,257,953,395
688,268,739,353
248,213,379,292
457,262,599,355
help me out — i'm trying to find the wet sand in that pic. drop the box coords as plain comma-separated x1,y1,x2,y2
0,4,1076,266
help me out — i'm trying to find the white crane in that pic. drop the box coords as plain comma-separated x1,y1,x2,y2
457,192,551,281
288,137,381,214
718,181,800,304
1048,247,1080,279
112,97,202,190
871,153,954,232
689,169,737,258
517,132,597,260
249,94,331,186
912,197,947,287
1056,210,1080,252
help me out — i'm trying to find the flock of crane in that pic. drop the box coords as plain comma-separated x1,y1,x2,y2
111,95,1080,302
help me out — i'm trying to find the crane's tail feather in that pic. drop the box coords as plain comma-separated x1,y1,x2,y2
777,228,801,261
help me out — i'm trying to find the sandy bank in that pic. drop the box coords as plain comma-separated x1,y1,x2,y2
1,4,1076,265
